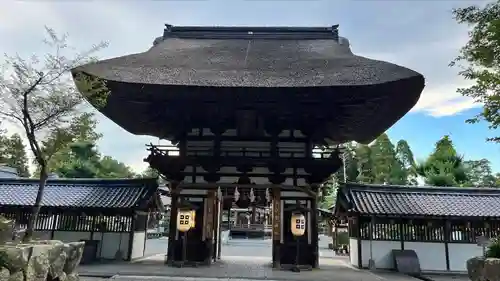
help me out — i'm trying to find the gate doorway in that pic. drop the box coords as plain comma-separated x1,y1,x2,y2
218,201,272,262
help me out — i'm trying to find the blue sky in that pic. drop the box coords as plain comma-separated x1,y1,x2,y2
1,0,498,173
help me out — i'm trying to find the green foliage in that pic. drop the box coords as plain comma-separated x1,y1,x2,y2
486,238,500,258
336,231,349,245
0,130,30,177
370,133,407,185
139,167,160,178
356,144,375,183
53,142,136,179
97,156,136,178
36,112,101,175
416,136,468,186
319,174,338,209
396,140,418,185
319,134,496,192
463,159,498,187
451,1,500,143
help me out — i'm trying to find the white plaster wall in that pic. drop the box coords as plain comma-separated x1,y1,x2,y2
130,232,146,260
361,240,400,269
349,238,358,266
350,238,483,272
448,243,483,272
404,242,446,271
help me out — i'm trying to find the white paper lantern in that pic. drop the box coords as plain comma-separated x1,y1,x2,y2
291,213,306,236
177,210,193,232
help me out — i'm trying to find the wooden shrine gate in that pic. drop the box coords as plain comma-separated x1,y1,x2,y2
164,181,320,269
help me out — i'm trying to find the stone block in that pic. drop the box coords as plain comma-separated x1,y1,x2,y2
0,240,85,281
466,256,500,281
483,258,500,281
0,217,14,244
467,256,485,281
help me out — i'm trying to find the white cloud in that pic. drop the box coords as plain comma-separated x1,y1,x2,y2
411,82,480,117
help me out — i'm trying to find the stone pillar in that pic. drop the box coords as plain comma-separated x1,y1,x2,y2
213,194,221,261
217,197,223,260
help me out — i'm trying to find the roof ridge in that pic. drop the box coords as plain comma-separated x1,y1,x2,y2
352,189,500,196
343,182,500,193
159,24,341,41
0,177,158,184
0,178,160,210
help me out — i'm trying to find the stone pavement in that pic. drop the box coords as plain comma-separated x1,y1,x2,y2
422,275,468,281
79,256,420,281
80,238,420,281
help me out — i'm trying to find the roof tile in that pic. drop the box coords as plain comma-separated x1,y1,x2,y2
338,183,500,217
0,178,158,209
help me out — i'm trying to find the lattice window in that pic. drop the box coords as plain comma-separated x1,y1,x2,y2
360,220,401,241
0,212,133,232
449,220,500,243
359,218,445,242
401,220,444,242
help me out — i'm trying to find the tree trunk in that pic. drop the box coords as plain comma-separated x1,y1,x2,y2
23,167,49,242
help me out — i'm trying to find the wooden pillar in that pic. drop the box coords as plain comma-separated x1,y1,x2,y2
271,186,281,269
126,214,136,261
166,182,179,264
444,220,451,271
333,221,338,250
311,195,319,268
204,190,216,265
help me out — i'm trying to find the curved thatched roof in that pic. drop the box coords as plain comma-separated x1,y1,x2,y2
72,25,425,143
74,26,421,88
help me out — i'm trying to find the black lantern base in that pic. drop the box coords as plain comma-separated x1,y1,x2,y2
292,235,301,272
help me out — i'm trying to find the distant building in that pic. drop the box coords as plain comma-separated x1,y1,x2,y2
0,165,19,178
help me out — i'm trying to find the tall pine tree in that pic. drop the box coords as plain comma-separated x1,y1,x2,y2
0,127,30,177
356,144,375,183
417,136,468,186
3,134,30,177
395,140,417,185
370,134,403,184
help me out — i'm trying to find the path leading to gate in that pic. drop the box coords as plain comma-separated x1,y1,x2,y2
80,255,417,281
143,234,337,258
79,237,424,281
